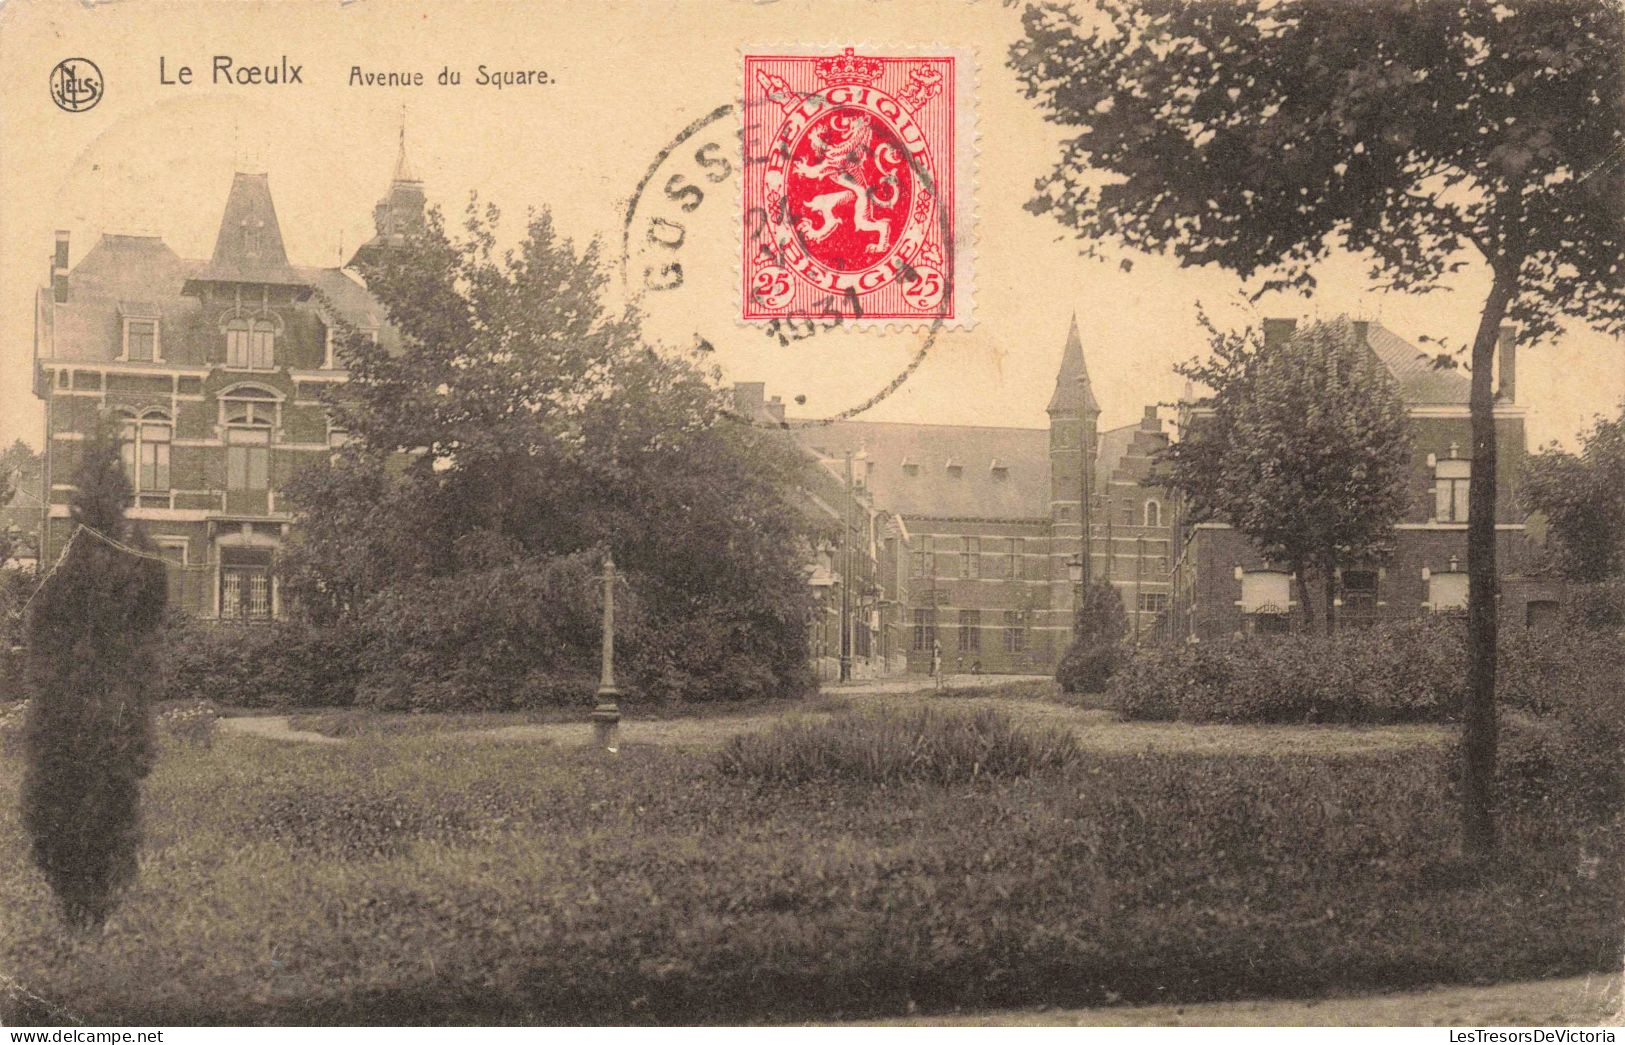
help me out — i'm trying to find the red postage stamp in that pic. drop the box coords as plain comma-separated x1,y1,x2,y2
742,48,969,325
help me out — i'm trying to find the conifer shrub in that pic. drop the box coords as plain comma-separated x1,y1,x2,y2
21,420,167,928
1056,579,1128,694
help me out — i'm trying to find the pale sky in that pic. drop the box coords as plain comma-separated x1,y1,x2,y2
2,0,1619,453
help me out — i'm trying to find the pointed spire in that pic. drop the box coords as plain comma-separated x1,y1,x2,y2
392,107,421,184
348,120,428,269
184,172,303,291
1047,313,1101,415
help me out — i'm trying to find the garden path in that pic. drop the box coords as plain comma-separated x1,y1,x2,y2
217,715,344,745
216,674,1453,757
849,972,1623,1027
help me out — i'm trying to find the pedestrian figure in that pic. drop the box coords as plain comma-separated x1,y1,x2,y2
931,637,943,689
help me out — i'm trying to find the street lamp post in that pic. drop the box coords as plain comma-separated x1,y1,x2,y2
839,451,854,683
1134,535,1145,646
1077,374,1092,625
1067,552,1085,637
590,552,622,752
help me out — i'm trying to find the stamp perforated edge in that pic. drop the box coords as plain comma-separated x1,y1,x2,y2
735,43,979,333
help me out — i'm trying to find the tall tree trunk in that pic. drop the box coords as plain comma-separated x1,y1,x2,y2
1293,558,1314,632
1463,270,1517,858
1321,552,1339,635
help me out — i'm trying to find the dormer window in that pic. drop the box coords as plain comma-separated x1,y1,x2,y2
225,317,277,370
945,459,963,480
902,456,919,477
119,303,161,362
990,459,1009,482
123,319,158,362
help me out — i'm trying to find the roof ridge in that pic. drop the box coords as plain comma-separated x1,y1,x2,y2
789,418,1047,434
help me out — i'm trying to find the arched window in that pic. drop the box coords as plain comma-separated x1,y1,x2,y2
224,317,277,370
1145,499,1161,528
118,410,171,503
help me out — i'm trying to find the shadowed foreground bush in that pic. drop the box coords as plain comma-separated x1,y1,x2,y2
716,707,1079,784
0,734,1617,1025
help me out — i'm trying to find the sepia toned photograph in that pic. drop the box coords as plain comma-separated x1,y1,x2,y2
0,0,1621,1033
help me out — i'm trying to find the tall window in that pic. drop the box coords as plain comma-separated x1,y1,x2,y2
225,318,277,370
1145,500,1161,528
1435,459,1471,522
123,319,158,362
961,536,980,578
119,412,171,501
1003,610,1026,653
1007,537,1023,580
912,608,936,652
222,389,278,491
958,609,980,652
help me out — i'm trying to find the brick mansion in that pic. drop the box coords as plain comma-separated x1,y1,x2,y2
31,157,1554,676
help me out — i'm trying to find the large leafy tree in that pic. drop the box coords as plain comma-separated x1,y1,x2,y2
1522,401,1625,582
1012,0,1624,855
22,419,166,928
285,202,818,703
1166,318,1413,633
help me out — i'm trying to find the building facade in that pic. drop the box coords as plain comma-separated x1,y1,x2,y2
794,318,1176,675
34,158,1181,672
1169,317,1558,640
33,159,419,619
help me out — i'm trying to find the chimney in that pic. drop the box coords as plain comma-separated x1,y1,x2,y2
732,381,765,420
1351,319,1369,344
1497,326,1516,403
1262,317,1297,347
51,230,69,303
765,395,786,425
1140,404,1160,431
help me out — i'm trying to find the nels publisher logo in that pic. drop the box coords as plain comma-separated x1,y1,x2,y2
50,58,103,112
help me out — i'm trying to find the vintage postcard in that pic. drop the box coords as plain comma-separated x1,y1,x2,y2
0,0,1621,1034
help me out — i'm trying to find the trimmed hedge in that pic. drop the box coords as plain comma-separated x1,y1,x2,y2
717,707,1079,784
1112,620,1467,724
1114,619,1622,726
156,616,362,708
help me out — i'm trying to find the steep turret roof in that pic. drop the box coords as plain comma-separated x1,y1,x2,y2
186,172,305,289
1046,314,1101,415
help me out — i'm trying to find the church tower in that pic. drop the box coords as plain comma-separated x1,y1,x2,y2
1047,315,1101,629
348,124,426,269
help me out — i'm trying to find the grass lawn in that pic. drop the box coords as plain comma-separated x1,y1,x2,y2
1,720,1618,1026
280,693,856,740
